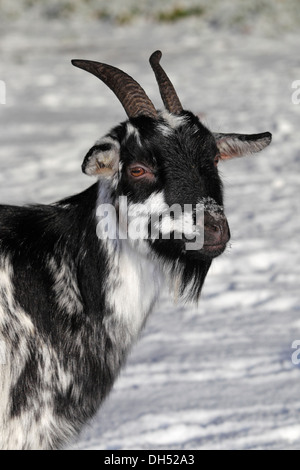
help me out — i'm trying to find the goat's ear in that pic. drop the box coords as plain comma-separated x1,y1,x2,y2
82,140,120,177
214,132,272,160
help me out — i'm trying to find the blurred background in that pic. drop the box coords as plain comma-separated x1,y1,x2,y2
1,0,300,31
0,0,300,450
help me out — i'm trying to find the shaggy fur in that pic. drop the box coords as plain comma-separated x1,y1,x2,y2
0,58,271,449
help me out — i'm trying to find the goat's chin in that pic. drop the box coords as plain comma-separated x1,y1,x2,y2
171,255,212,303
192,243,227,260
149,240,212,303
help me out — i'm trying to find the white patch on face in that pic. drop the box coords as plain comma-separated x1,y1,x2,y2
125,192,166,242
120,192,202,243
142,191,167,214
157,122,173,137
129,191,200,240
159,110,187,129
158,206,196,237
125,122,142,147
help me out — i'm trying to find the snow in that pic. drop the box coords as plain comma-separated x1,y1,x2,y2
0,3,300,450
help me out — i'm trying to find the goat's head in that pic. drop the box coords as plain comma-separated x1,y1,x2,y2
72,51,271,299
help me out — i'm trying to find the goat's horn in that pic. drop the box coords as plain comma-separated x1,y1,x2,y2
149,51,183,115
72,59,157,120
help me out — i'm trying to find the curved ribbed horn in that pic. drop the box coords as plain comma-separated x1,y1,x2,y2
149,51,183,115
72,59,157,119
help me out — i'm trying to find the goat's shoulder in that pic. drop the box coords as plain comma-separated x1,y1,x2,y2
0,183,98,249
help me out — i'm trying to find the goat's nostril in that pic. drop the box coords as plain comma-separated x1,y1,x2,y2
211,223,220,233
205,222,221,234
203,212,230,247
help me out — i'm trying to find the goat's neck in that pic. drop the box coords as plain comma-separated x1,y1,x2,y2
96,181,164,347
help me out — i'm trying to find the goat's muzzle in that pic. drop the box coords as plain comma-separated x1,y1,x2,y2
202,211,230,258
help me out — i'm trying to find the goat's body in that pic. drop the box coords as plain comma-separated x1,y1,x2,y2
0,51,271,449
0,183,163,449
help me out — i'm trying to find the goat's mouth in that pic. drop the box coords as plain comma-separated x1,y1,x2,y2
202,242,227,258
184,241,228,260
145,210,230,261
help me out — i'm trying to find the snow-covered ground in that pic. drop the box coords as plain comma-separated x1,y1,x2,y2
0,5,300,450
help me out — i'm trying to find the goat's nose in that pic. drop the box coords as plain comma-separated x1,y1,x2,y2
205,219,221,234
204,212,230,246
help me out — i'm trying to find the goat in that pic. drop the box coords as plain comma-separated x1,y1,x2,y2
0,51,272,450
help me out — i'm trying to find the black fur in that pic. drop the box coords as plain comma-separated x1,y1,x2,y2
0,58,271,448
0,185,127,447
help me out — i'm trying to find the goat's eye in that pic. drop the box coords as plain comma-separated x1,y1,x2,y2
127,164,155,182
130,167,147,177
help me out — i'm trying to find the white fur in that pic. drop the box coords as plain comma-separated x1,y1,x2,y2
96,185,164,349
104,238,163,350
157,122,173,137
48,256,83,316
159,110,187,129
85,136,120,177
0,256,38,449
125,122,142,147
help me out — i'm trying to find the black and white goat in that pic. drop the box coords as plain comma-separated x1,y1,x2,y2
0,51,271,449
